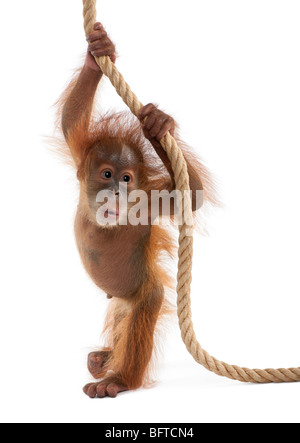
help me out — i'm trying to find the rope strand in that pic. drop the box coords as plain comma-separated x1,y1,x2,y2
82,0,300,384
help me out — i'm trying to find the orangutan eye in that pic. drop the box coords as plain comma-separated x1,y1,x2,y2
103,170,112,179
122,175,131,183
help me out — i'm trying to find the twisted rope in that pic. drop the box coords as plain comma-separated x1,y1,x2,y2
82,0,300,384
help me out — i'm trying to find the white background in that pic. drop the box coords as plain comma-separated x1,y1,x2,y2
1,0,300,424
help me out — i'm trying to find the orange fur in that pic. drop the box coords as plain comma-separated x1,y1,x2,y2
57,63,217,396
101,225,177,388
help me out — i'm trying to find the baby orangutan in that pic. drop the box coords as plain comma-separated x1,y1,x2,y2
59,22,213,398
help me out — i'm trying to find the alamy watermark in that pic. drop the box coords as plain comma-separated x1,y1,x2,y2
95,183,203,236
